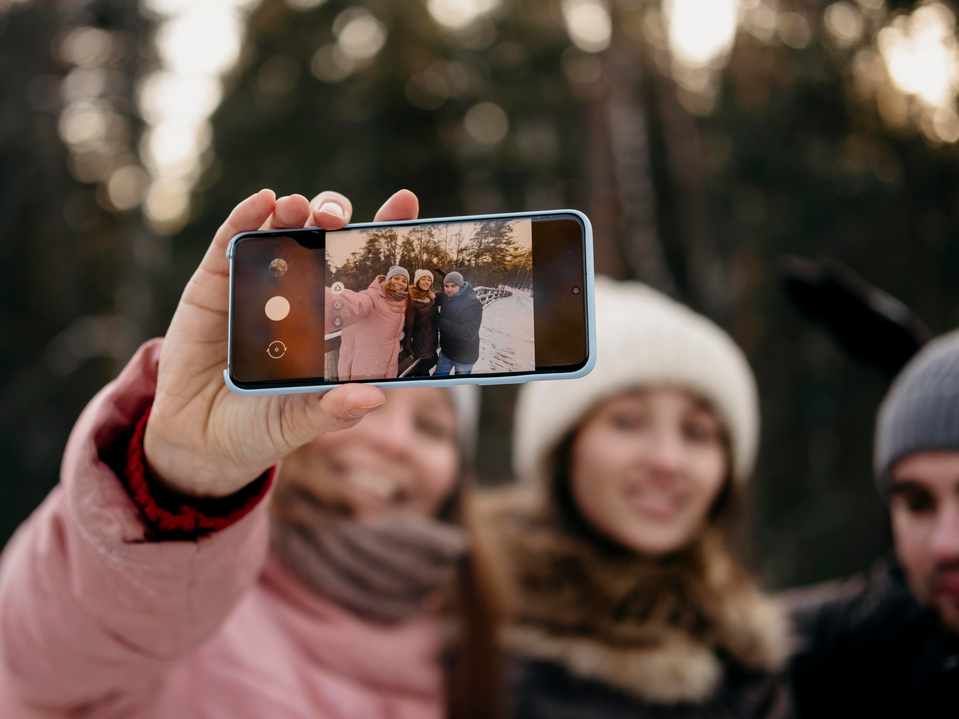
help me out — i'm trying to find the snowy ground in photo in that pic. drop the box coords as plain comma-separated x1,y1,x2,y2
473,287,535,374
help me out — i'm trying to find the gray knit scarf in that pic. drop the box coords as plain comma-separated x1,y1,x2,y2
271,484,468,623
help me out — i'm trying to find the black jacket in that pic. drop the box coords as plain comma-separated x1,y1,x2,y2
404,295,438,360
436,284,483,365
788,557,959,718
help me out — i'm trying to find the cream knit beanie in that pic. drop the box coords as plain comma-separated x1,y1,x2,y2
413,269,434,288
514,276,759,488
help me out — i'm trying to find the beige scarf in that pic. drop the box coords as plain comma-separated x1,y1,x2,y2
271,483,468,623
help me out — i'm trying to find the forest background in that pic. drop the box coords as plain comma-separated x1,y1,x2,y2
3,0,959,589
327,220,534,291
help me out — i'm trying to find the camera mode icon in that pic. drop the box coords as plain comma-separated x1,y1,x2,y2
267,341,286,359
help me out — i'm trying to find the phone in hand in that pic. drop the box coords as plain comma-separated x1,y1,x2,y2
224,210,595,394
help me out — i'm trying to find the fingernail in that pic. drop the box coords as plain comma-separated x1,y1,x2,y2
347,401,385,419
317,201,345,219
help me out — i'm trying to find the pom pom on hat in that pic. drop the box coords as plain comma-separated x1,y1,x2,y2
513,277,759,489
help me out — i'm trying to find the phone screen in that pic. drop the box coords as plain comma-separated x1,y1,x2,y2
229,212,588,388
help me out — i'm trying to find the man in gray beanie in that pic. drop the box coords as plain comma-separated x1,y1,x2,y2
434,271,483,376
789,331,959,718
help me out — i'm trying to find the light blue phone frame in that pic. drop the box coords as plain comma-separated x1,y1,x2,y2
223,209,596,395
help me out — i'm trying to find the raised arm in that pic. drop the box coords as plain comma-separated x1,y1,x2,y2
0,189,421,714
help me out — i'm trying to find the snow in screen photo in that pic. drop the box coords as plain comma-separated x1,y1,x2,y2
323,218,534,381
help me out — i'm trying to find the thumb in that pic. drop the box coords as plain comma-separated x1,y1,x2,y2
279,384,387,446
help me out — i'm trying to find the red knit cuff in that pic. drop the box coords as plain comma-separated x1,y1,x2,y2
124,405,274,537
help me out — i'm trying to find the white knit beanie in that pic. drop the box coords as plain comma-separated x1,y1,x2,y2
514,277,759,488
413,269,434,288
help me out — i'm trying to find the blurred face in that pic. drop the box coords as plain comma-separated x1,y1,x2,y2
278,387,460,522
569,388,729,556
418,275,433,290
388,274,408,292
444,282,460,297
889,451,959,634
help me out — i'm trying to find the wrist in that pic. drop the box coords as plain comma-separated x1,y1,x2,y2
128,407,274,536
143,410,264,499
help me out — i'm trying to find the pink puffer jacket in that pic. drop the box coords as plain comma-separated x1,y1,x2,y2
0,340,446,718
327,276,407,381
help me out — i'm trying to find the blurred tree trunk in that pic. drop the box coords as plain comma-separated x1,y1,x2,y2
650,72,730,322
594,14,678,296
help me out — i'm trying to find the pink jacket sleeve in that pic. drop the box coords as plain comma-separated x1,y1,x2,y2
325,284,375,334
0,340,272,713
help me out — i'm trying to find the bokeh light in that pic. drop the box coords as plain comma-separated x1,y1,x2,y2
875,2,959,144
879,3,959,108
137,0,261,233
427,0,500,31
562,0,612,54
464,102,509,143
334,8,387,60
824,2,864,47
665,0,739,68
106,165,149,211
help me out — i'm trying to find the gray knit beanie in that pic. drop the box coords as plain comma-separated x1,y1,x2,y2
385,265,409,282
443,271,464,287
875,329,959,498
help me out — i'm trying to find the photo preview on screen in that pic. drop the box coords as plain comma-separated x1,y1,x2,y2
323,218,535,382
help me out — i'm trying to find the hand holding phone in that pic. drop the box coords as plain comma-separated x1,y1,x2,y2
142,190,419,499
225,209,595,393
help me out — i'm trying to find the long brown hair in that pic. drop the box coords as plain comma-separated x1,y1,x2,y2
442,475,510,719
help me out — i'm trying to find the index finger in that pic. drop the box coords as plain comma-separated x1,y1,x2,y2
374,190,419,222
197,189,276,279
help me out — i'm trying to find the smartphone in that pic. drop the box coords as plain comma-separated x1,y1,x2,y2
224,210,595,394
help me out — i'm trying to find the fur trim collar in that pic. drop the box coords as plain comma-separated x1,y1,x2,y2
409,285,435,304
479,489,789,704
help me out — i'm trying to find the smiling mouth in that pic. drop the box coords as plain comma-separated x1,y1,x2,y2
341,471,408,507
623,482,685,520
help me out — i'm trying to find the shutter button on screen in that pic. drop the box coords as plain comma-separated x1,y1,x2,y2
268,341,286,359
265,296,290,321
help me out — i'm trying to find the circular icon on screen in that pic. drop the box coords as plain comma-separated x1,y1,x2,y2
265,296,290,321
267,341,287,359
269,259,288,277
331,281,344,294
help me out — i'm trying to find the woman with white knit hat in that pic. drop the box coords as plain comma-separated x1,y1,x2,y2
404,269,440,376
481,277,791,719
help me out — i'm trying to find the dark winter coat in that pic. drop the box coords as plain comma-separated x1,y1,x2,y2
436,283,483,365
479,489,793,719
404,293,438,360
787,557,959,718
